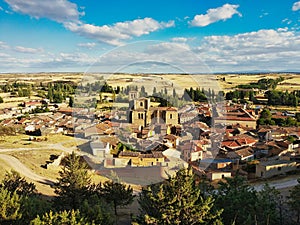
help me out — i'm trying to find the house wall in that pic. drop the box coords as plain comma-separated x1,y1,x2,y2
131,111,147,127
207,172,232,181
191,151,203,162
216,162,232,169
256,162,298,178
131,157,164,167
118,155,165,167
165,111,179,125
214,119,257,128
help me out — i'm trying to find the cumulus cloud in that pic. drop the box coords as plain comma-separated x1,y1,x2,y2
14,46,43,54
195,28,300,71
189,4,241,27
0,41,9,50
292,1,300,11
4,0,175,46
171,37,188,42
64,18,175,46
4,0,83,23
77,42,97,49
171,37,196,43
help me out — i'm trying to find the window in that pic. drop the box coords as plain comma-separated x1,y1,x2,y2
140,102,143,107
170,113,173,119
278,167,282,171
138,113,144,120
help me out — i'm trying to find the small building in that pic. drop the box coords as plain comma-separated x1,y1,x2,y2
90,141,110,157
256,160,298,178
206,171,232,181
199,158,233,170
163,134,179,148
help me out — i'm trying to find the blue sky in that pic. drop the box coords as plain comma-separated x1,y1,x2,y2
0,0,300,73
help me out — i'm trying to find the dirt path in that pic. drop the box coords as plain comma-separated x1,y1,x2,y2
0,154,55,185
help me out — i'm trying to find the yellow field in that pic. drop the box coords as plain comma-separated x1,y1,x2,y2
7,149,62,179
0,158,13,180
0,134,45,148
217,74,300,91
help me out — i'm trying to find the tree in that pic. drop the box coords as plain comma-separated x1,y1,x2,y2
68,96,74,107
260,109,272,119
0,187,22,223
153,87,157,95
136,168,223,225
30,210,92,225
172,89,177,98
54,152,92,209
47,87,53,102
21,195,51,225
288,179,300,223
1,170,36,196
215,175,257,225
100,181,134,216
255,184,281,225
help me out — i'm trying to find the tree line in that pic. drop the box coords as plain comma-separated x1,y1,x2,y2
236,77,285,90
257,108,299,127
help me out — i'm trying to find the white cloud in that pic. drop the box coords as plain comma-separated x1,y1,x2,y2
64,18,175,46
4,0,174,46
4,0,84,23
259,12,269,18
282,18,292,25
0,41,9,50
195,28,300,72
292,1,300,11
171,37,188,42
189,4,241,27
2,29,300,73
77,42,97,49
171,37,195,43
14,46,43,54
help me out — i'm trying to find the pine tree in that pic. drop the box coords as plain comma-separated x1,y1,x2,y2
136,168,223,225
68,96,74,107
30,210,92,225
0,187,22,223
100,181,134,216
255,184,281,225
1,170,36,196
54,152,92,210
288,179,300,223
215,175,257,225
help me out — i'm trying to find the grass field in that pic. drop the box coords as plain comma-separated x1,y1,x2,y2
0,133,78,149
7,149,62,179
0,158,13,180
0,134,45,148
217,74,300,91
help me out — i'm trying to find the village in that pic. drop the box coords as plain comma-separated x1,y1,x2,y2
1,74,300,185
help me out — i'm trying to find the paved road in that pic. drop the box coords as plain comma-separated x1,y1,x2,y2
253,176,299,191
0,154,55,185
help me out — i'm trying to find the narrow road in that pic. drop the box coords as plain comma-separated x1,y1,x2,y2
0,142,77,153
253,176,299,191
0,154,55,185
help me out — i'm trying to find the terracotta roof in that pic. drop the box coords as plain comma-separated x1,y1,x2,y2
217,116,256,121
